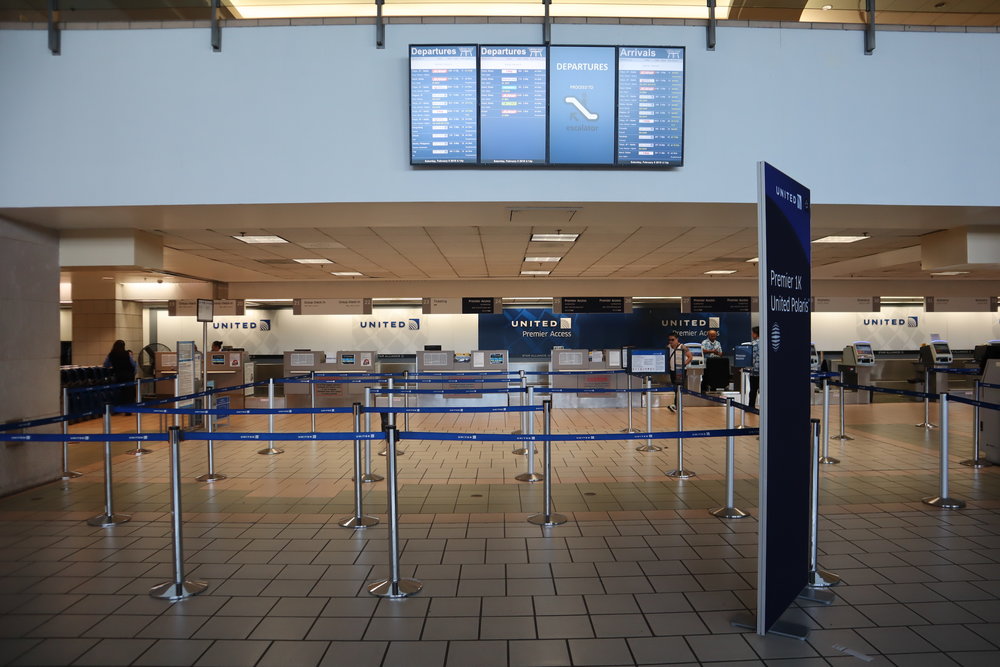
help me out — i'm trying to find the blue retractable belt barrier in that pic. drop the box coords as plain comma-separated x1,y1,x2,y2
828,380,933,401
731,401,759,415
679,388,730,406
365,405,542,414
0,412,99,432
946,394,1000,411
371,387,519,395
184,431,385,441
3,432,166,442
534,387,628,394
123,406,356,416
981,382,1000,390
810,372,840,380
524,370,626,376
930,368,980,375
402,428,756,442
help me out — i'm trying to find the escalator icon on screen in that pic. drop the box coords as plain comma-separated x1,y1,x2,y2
564,96,599,121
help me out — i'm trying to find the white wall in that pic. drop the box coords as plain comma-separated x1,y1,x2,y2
60,308,72,340
1,25,998,209
811,306,1000,351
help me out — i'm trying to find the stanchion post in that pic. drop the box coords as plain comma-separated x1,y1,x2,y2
513,382,534,455
960,380,992,468
512,370,527,438
125,379,152,456
361,386,382,483
916,368,938,428
258,378,283,455
807,418,840,588
173,377,180,428
622,374,640,433
150,426,208,600
636,376,661,452
710,398,749,519
818,379,839,464
923,394,966,509
196,392,226,482
528,400,567,526
667,385,696,478
515,390,543,482
87,404,131,527
341,403,379,528
60,387,82,479
833,373,853,440
310,371,317,433
737,370,748,429
368,410,422,598
379,377,404,456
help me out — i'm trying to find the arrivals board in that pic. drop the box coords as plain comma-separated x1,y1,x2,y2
410,45,478,164
616,47,685,166
479,46,547,164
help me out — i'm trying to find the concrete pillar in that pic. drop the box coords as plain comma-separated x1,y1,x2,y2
70,274,143,367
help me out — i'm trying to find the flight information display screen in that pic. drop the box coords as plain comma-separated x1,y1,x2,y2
479,46,547,164
616,46,685,166
410,45,478,164
548,46,617,165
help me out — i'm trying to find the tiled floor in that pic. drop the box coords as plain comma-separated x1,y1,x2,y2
0,400,998,665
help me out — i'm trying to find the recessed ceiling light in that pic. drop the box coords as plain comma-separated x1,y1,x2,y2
521,270,551,276
929,271,970,276
531,233,579,243
745,257,759,263
101,276,115,280
524,256,562,262
293,258,333,264
812,235,869,244
233,235,289,244
704,270,737,275
821,4,832,9
331,271,363,277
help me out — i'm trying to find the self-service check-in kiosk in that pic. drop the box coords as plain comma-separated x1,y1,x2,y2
810,343,820,372
918,339,953,395
838,341,875,404
415,350,509,406
283,350,377,407
155,349,247,412
550,348,630,408
975,342,1000,464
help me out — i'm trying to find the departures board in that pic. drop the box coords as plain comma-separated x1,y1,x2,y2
409,44,685,167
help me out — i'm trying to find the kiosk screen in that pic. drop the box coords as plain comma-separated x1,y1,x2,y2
933,342,950,354
855,343,873,356
341,354,355,365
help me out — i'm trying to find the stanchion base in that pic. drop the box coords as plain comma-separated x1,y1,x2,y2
709,506,750,519
621,427,642,433
125,447,152,456
149,579,208,601
515,472,544,483
730,613,808,640
818,456,840,465
528,512,568,526
87,513,131,527
510,429,523,435
914,422,938,429
832,435,854,441
196,473,227,482
808,569,841,588
358,473,384,483
338,515,379,528
635,444,663,452
922,495,966,509
960,458,993,468
511,447,537,456
378,449,404,456
368,578,423,598
257,447,284,455
666,468,697,479
798,586,836,605
61,470,83,480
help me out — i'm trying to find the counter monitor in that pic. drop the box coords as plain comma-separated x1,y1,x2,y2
340,354,355,365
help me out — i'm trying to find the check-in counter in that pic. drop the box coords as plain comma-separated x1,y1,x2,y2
282,350,378,407
549,348,629,408
413,350,511,407
154,350,247,410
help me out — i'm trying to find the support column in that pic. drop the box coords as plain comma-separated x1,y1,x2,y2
69,274,143,366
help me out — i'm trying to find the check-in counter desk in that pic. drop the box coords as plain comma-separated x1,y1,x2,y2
822,350,977,403
283,350,378,407
549,349,630,408
413,350,512,407
154,350,247,409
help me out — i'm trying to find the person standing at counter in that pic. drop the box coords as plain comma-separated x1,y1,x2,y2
749,326,760,408
701,329,723,358
211,340,224,351
103,339,138,406
666,332,693,413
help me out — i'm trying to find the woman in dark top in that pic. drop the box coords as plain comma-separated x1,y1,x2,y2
103,339,137,382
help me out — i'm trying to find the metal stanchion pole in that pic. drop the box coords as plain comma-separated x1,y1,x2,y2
150,426,208,600
710,398,749,519
833,375,853,440
379,377,404,456
361,387,382,483
923,394,966,508
636,376,661,452
87,404,131,527
622,374,640,433
806,418,840,589
403,370,411,432
126,379,152,456
512,370,527,439
196,392,226,482
258,378,283,455
342,403,379,528
173,377,181,429
368,411,422,598
310,371,317,433
513,386,535,456
960,380,992,468
818,379,839,464
667,385,695,478
61,387,82,479
515,391,543,483
528,400,567,526
737,370,749,429
916,368,938,428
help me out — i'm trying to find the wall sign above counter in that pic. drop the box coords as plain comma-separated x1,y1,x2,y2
292,298,373,315
422,297,502,314
554,297,632,314
682,296,754,313
168,299,245,317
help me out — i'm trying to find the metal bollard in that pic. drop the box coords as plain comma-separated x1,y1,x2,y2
515,392,543,483
125,379,152,456
915,368,938,428
528,400,567,526
60,387,82,479
833,374,853,440
150,426,208,600
710,398,749,519
379,378,404,456
806,418,841,589
361,387,382,483
173,377,180,429
667,386,696,478
818,379,839,464
310,371,317,433
513,385,536,456
368,413,422,598
403,370,410,433
512,370,528,439
341,403,379,528
737,370,749,429
196,392,226,482
636,376,662,452
922,394,966,509
258,378,284,455
960,380,992,468
87,404,131,527
622,374,641,433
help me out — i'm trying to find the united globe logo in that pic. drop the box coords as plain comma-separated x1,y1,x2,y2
259,319,271,331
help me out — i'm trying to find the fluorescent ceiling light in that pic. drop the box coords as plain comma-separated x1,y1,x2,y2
812,235,869,244
930,271,970,276
531,233,579,243
293,258,333,264
233,235,289,244
331,271,363,277
524,256,562,262
520,270,551,276
704,270,737,275
746,257,759,263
